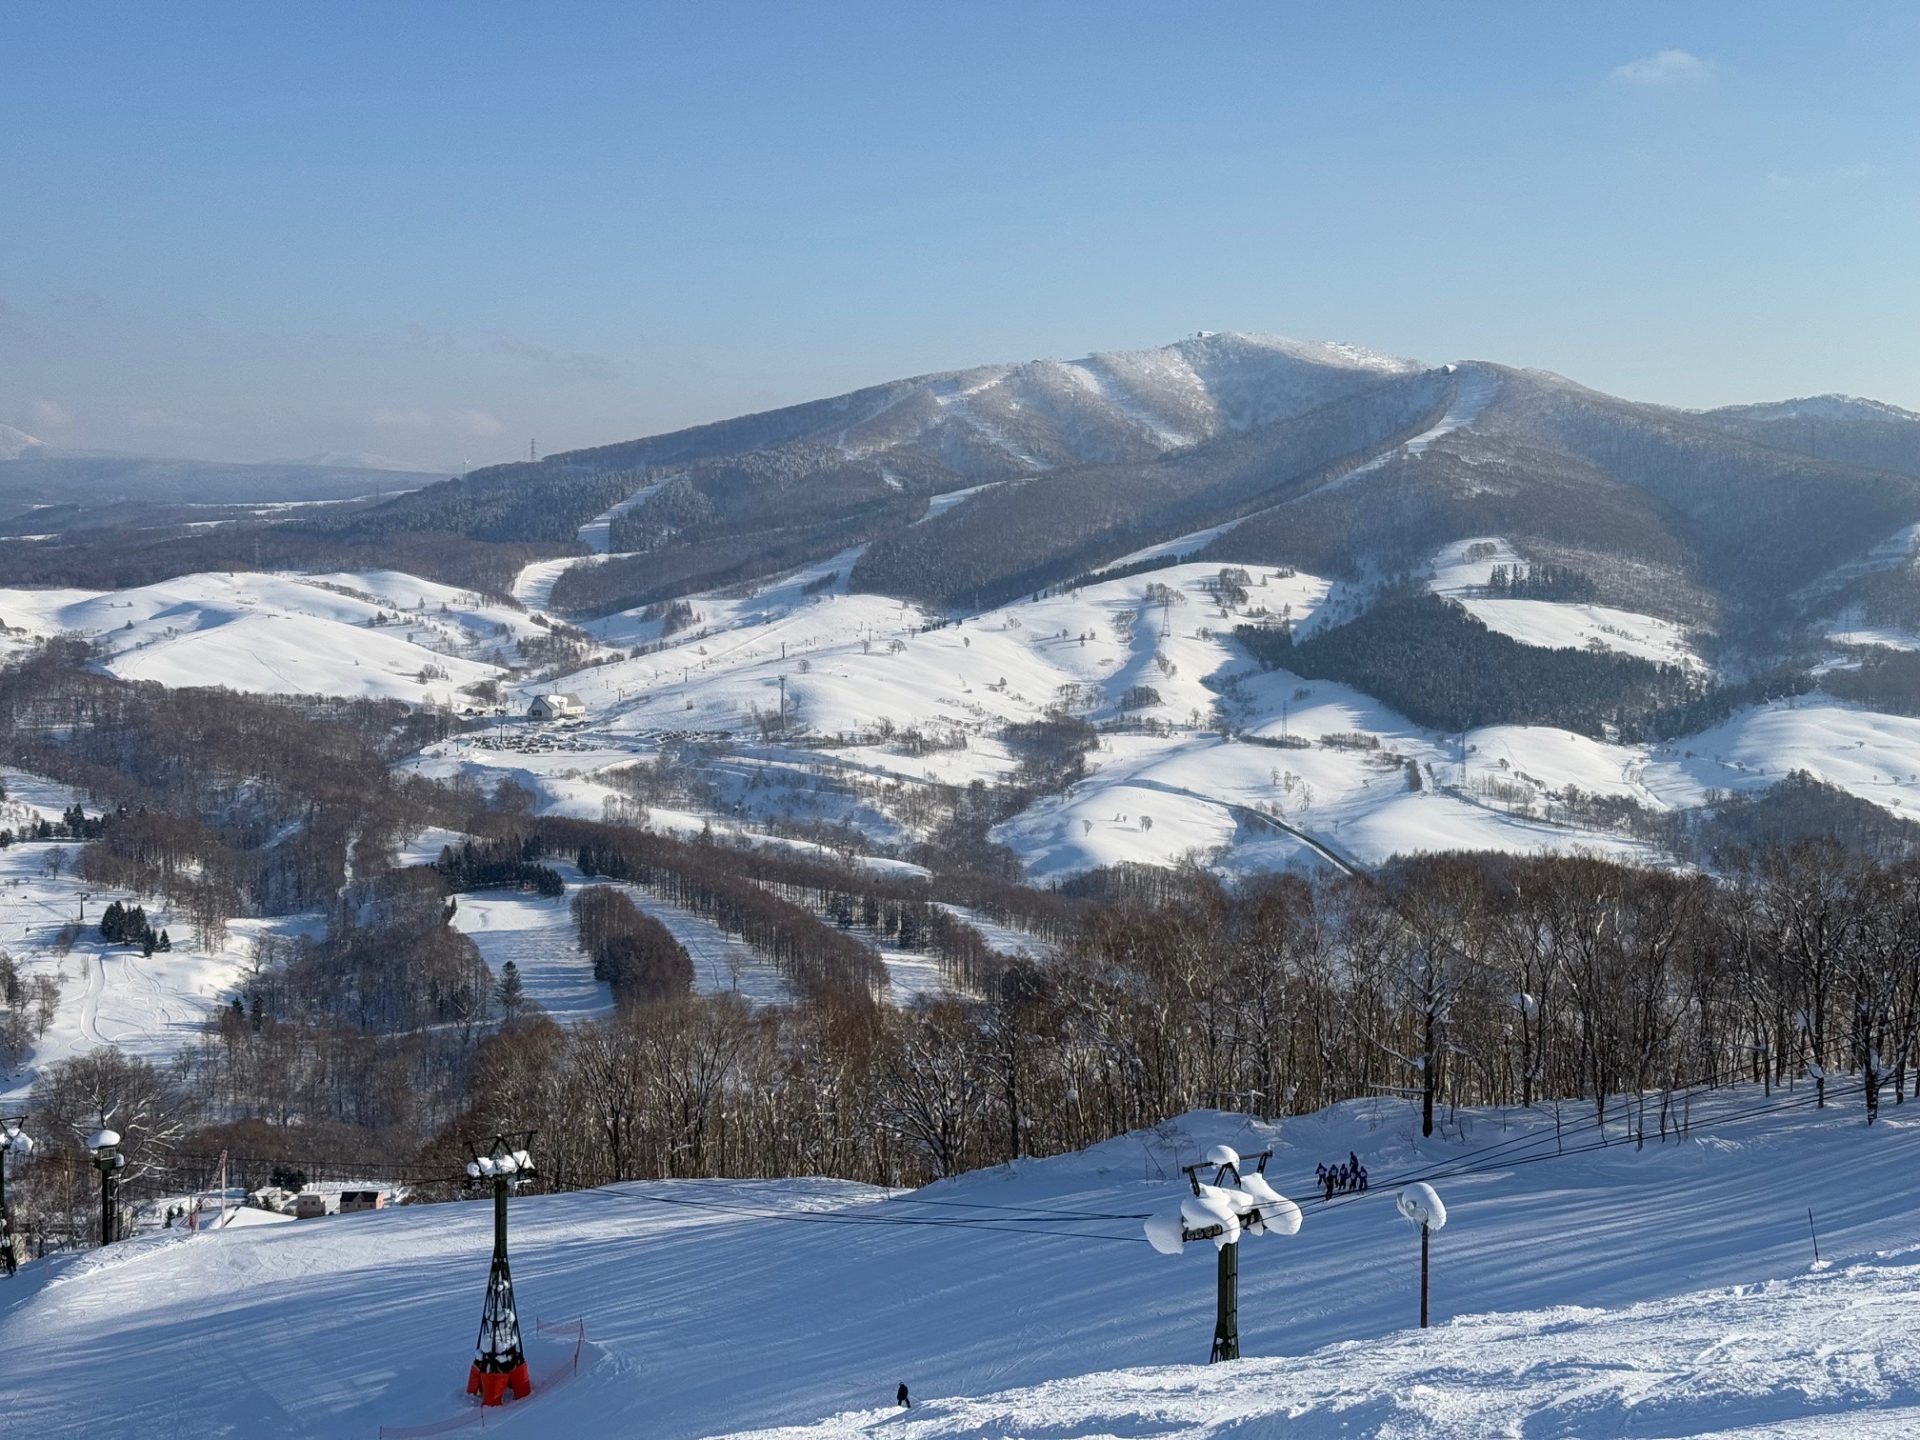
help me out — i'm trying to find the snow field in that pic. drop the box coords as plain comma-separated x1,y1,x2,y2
1429,535,1705,669
0,839,304,1103
0,570,548,704
3,1088,1916,1437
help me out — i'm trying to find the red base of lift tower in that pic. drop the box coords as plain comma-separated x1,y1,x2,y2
467,1359,532,1406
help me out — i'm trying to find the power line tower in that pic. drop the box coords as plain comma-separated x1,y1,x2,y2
464,1131,537,1406
1144,1144,1301,1362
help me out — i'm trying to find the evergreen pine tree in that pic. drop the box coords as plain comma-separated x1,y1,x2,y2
494,960,526,1021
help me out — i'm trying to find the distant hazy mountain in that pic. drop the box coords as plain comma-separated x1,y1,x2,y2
270,450,437,473
0,424,44,461
0,450,423,515
1693,394,1920,477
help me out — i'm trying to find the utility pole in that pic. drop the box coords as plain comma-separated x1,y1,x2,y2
464,1131,537,1406
778,674,787,737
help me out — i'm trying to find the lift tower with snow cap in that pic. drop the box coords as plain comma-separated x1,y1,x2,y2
1144,1144,1302,1362
464,1131,537,1406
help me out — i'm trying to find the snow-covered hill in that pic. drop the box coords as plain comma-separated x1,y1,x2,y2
2,1089,1914,1437
0,570,543,704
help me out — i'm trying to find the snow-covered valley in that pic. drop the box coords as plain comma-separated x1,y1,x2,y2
7,517,1920,892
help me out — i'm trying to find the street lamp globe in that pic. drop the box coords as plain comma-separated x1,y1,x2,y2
85,1127,125,1248
0,1117,32,1157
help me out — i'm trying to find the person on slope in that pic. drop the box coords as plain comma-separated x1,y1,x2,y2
1357,1166,1369,1193
1322,1166,1334,1202
898,1383,911,1409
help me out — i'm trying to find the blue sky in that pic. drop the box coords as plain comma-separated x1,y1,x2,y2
3,2,1916,467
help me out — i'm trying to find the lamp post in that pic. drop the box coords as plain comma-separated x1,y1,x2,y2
1396,1182,1448,1328
1,1114,34,1274
86,1128,124,1247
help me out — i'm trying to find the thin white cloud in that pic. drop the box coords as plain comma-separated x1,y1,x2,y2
371,406,505,438
28,396,73,429
1611,49,1715,87
494,333,620,384
127,407,203,432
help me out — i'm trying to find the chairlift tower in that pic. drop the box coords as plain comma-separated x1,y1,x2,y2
1144,1144,1301,1363
464,1131,538,1405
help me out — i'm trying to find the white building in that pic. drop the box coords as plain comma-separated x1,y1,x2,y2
528,693,585,721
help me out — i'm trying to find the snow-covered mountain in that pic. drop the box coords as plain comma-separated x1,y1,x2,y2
1696,392,1920,478
0,422,45,460
9,328,1920,893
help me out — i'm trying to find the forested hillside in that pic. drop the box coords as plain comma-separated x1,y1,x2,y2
1235,592,1707,738
849,369,1452,609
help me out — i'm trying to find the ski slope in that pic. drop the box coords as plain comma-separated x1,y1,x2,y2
2,1089,1915,1438
0,844,309,1103
1429,536,1706,669
446,888,616,1024
0,571,542,704
740,1259,1920,1437
1297,360,1502,499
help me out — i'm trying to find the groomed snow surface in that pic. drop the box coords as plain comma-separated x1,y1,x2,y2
2,1089,1915,1438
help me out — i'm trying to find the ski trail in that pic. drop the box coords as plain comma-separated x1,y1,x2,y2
1296,365,1501,501
575,482,666,555
79,952,107,1045
1103,373,1498,573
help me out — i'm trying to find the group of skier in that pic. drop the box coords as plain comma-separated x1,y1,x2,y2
1316,1151,1368,1200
